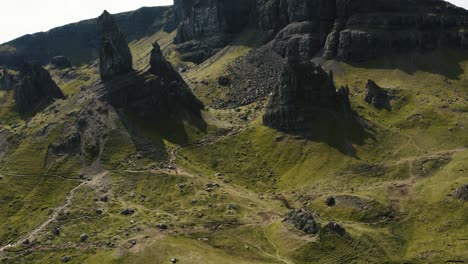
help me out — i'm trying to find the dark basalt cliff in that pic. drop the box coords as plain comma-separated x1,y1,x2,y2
14,63,65,115
173,0,468,63
173,0,254,63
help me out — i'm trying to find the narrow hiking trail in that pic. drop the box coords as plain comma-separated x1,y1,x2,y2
0,172,108,254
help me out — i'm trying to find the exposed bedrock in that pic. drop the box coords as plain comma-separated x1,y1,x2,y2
172,0,468,63
14,63,65,115
97,10,133,81
173,0,253,63
262,57,351,130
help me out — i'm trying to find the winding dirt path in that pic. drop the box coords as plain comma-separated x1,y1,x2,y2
0,172,108,253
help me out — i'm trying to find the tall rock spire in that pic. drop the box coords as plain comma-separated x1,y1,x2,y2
97,10,133,81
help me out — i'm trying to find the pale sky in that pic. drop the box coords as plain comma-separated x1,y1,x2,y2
0,0,467,44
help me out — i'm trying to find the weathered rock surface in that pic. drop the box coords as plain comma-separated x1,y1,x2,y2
454,184,468,201
285,209,321,235
0,69,14,91
149,42,182,83
263,59,350,130
364,80,390,109
271,21,323,63
97,11,133,80
50,56,72,69
14,63,65,115
172,0,468,64
325,196,336,207
173,0,253,63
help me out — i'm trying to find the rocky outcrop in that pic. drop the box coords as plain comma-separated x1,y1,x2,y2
263,59,350,130
97,11,133,80
0,69,14,91
454,184,468,201
149,42,183,84
50,56,72,69
173,0,253,63
14,63,65,115
285,209,321,235
271,22,323,63
364,80,390,109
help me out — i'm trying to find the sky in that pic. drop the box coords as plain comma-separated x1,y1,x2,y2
1,0,467,44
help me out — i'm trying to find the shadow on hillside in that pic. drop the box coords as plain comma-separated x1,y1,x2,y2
345,49,468,80
283,110,376,158
102,70,208,164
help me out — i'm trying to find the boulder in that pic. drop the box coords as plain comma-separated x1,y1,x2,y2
218,75,230,86
364,80,390,109
50,56,72,69
325,196,336,207
80,233,88,242
285,208,321,235
97,10,133,80
100,195,109,202
121,208,135,215
52,228,61,236
324,222,346,236
271,21,322,63
454,184,468,201
14,63,65,115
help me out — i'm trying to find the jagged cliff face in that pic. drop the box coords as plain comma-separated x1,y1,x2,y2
14,63,65,115
173,0,253,63
172,0,468,63
263,59,350,130
174,0,253,42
